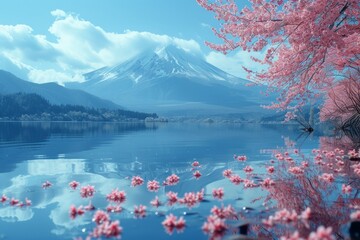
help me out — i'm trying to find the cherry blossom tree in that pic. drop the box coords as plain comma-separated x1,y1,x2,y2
197,0,360,119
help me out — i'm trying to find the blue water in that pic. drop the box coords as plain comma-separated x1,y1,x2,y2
0,122,354,239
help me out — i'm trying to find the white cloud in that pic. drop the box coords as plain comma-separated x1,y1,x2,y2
0,10,202,84
205,50,267,79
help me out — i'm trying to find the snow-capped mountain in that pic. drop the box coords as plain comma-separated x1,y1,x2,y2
67,45,269,116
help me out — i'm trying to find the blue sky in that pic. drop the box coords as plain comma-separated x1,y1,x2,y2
0,0,257,84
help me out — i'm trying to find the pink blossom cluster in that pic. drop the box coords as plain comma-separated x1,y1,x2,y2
106,205,122,213
212,188,224,200
166,191,178,206
288,166,304,175
191,161,200,167
211,204,236,219
267,166,275,174
162,214,186,235
91,219,122,239
193,170,202,179
229,174,243,185
263,208,311,227
165,174,180,186
147,180,160,192
352,163,360,176
202,215,227,239
69,180,79,190
261,178,275,188
342,184,352,194
131,176,144,187
222,169,232,178
178,190,204,208
80,185,95,198
236,155,247,162
133,204,146,218
1,195,31,208
243,165,253,173
69,205,85,219
319,173,335,183
308,226,335,240
106,189,126,204
150,196,161,208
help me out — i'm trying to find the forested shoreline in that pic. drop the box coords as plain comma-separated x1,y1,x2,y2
0,93,157,122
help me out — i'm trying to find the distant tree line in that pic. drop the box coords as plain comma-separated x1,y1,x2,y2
0,93,157,121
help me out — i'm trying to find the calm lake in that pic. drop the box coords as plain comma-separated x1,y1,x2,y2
0,122,357,239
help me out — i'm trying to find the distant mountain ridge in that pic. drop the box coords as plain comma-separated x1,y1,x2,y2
0,70,121,109
67,45,271,117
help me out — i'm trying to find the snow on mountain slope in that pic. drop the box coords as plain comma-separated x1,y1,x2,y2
67,45,270,116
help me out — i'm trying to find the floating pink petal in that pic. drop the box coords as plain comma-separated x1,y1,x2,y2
150,196,161,208
93,210,109,224
193,170,202,179
42,180,52,189
222,169,232,178
106,189,126,204
134,204,146,218
80,185,95,198
165,174,180,186
69,181,80,190
147,180,160,192
308,226,335,240
212,188,224,200
131,176,144,187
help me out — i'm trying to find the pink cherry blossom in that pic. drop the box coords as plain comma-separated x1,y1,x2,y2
342,184,352,194
1,194,8,203
193,170,202,179
106,189,126,204
192,161,200,167
91,220,122,238
106,205,122,213
319,173,335,183
237,155,247,162
133,204,146,218
308,226,335,240
229,174,243,185
10,198,19,206
69,180,79,190
222,169,232,178
80,185,95,198
93,210,109,224
150,196,161,208
267,166,275,174
166,191,178,205
147,180,160,192
165,174,180,186
243,165,253,173
202,215,227,238
261,178,275,188
42,180,52,189
288,166,304,175
179,192,199,208
211,205,236,219
300,207,311,220
162,214,186,235
212,188,224,200
131,176,144,187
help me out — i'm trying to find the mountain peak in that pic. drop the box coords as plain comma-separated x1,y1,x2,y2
84,45,245,85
